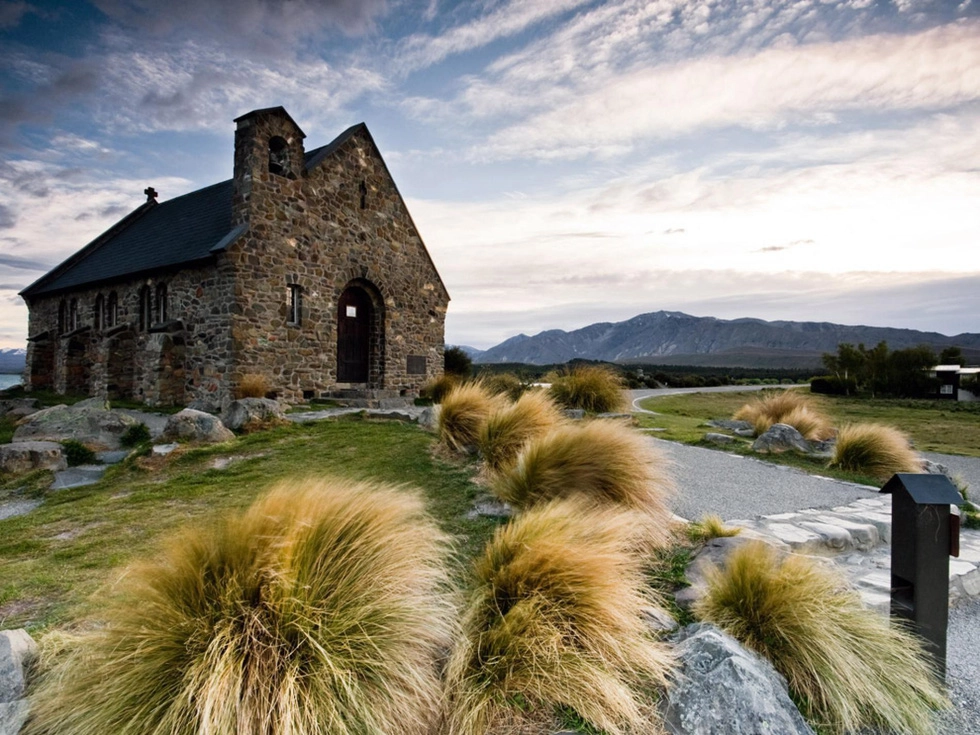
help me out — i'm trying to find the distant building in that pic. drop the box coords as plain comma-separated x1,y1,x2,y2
929,365,979,402
21,107,449,408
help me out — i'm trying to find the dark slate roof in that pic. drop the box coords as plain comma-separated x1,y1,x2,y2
20,129,358,300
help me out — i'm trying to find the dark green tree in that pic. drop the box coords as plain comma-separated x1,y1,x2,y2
444,346,472,377
940,346,963,366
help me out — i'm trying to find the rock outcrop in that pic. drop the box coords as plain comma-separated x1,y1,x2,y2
160,409,234,444
12,403,140,450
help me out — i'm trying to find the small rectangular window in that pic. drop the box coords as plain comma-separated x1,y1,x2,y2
346,305,357,317
287,284,302,325
940,384,954,395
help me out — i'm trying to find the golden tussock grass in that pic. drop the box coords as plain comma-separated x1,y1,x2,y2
491,421,675,545
687,514,741,543
235,373,269,399
438,381,502,452
444,497,675,735
421,373,460,404
477,372,526,402
829,422,922,480
695,541,947,734
26,477,457,735
734,391,833,440
478,390,564,474
547,364,627,413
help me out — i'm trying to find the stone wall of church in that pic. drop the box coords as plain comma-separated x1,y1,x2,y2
22,262,235,407
225,112,449,404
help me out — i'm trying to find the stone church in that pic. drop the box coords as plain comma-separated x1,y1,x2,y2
20,107,449,409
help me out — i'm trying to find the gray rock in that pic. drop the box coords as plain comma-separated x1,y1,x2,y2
0,630,36,703
563,409,586,420
418,405,439,430
752,423,810,454
160,409,234,444
642,606,679,634
0,700,29,735
708,419,754,432
73,397,109,411
0,500,41,522
96,449,130,464
704,432,735,445
0,441,67,475
220,398,286,431
12,404,140,450
734,427,756,437
0,399,38,419
152,442,180,456
663,624,814,735
467,498,513,520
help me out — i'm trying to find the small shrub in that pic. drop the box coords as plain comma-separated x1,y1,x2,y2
438,381,500,452
734,390,832,438
695,541,947,734
235,373,269,399
420,373,459,404
479,391,564,474
444,345,473,377
118,423,151,448
548,364,627,413
492,421,674,541
60,440,96,467
26,477,457,735
444,497,674,735
829,423,921,480
687,514,741,543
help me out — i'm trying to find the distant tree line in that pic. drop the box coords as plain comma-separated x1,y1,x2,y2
814,342,963,398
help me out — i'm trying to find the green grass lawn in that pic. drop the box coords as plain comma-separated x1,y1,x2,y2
637,390,980,459
0,416,502,632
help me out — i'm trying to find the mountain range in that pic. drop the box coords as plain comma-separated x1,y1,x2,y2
469,311,980,368
0,348,25,374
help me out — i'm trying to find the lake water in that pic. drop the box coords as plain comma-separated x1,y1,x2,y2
0,374,23,391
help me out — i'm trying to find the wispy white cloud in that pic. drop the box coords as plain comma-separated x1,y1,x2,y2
480,21,980,159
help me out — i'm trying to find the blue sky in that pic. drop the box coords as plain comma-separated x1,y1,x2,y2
1,0,978,350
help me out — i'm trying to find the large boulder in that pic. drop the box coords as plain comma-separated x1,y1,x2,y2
0,629,36,735
12,404,139,450
0,441,67,475
751,423,810,454
160,409,234,444
662,624,814,735
0,399,38,420
220,398,286,431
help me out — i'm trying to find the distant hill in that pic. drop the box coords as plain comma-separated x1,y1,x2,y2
453,345,486,361
0,348,25,374
473,311,980,368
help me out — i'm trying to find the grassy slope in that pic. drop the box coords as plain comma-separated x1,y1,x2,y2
0,416,499,631
637,390,980,459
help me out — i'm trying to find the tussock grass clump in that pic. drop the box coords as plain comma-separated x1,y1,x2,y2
829,422,921,480
445,498,675,735
477,371,526,402
492,421,674,542
687,514,741,543
479,390,564,474
695,541,947,735
26,477,457,735
548,364,627,413
438,381,501,452
235,373,269,399
421,373,460,404
734,390,832,439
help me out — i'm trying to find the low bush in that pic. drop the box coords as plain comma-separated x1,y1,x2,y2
438,381,500,452
420,373,460,404
234,373,269,399
478,390,563,474
444,497,674,735
119,423,151,448
734,390,832,439
829,423,921,480
548,364,627,413
491,421,674,543
60,440,96,467
695,541,947,734
26,477,456,735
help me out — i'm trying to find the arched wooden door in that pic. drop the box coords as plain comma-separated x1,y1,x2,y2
337,286,374,383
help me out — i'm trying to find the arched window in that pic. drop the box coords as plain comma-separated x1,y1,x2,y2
94,294,104,330
68,298,78,332
106,292,118,328
139,285,152,331
58,300,67,335
269,136,290,177
155,282,168,324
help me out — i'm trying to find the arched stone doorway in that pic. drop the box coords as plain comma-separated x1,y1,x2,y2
29,338,54,391
106,328,136,401
336,280,384,386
